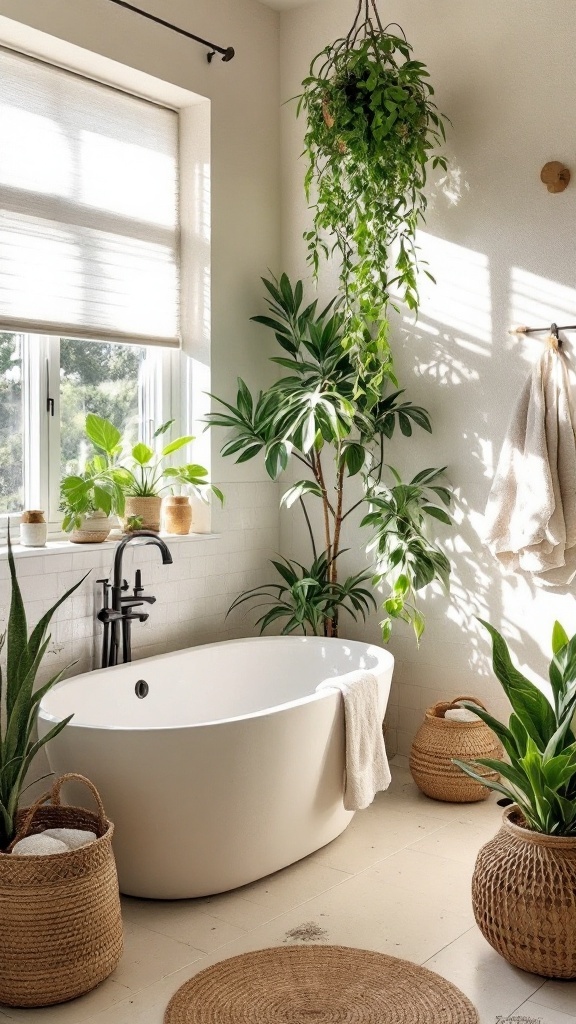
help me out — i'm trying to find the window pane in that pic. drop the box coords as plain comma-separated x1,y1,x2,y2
0,333,23,513
60,338,146,477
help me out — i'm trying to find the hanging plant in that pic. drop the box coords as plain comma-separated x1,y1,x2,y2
297,0,449,399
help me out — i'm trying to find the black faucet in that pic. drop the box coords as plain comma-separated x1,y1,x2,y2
98,531,173,668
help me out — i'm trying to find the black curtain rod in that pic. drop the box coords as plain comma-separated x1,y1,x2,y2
105,0,235,62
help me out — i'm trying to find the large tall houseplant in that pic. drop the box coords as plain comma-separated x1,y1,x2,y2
0,530,85,849
208,274,452,641
297,1,448,394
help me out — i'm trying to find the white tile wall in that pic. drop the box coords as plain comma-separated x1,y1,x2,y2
0,481,280,690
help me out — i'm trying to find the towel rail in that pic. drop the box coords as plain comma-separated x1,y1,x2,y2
508,322,576,349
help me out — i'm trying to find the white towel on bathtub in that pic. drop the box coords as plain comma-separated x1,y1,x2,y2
316,670,391,811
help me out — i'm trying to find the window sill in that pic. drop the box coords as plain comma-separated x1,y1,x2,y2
0,532,221,560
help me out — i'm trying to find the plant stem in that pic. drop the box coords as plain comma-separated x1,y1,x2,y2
332,461,346,587
299,497,318,562
314,451,333,562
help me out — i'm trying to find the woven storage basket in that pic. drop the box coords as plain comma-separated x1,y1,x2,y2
472,806,576,978
0,773,123,1008
409,695,503,803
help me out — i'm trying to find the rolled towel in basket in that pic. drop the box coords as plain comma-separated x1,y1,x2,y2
42,828,97,850
445,708,479,723
317,670,391,811
12,828,97,856
12,834,69,856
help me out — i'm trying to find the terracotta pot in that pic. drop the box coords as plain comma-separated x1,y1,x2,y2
163,496,192,535
122,496,162,533
69,512,113,544
410,695,503,803
472,806,576,978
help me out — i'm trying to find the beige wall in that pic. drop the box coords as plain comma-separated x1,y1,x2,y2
280,0,576,754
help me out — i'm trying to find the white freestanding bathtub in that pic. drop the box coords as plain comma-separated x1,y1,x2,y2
38,636,394,899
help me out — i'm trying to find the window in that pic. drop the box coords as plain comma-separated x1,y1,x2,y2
0,47,184,532
0,332,23,513
0,333,176,526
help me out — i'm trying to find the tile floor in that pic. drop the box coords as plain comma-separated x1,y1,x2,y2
1,762,575,1024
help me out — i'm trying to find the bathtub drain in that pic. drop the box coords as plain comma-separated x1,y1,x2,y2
135,679,149,699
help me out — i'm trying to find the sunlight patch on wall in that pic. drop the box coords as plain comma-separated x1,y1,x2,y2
414,232,492,345
510,267,576,364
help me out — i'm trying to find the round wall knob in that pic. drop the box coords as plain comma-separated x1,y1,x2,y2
540,161,571,193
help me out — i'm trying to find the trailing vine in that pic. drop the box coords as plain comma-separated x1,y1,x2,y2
297,0,449,400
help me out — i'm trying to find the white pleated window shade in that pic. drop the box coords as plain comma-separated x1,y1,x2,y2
0,47,180,347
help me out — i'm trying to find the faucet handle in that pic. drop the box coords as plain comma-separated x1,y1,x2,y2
121,578,129,592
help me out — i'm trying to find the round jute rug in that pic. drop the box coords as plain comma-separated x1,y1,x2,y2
164,945,479,1023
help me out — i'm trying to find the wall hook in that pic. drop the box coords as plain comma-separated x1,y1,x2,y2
540,161,571,194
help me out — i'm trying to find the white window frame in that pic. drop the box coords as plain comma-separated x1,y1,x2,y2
1,336,181,536
0,27,212,542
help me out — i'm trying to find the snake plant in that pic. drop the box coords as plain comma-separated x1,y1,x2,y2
0,527,85,849
454,620,576,836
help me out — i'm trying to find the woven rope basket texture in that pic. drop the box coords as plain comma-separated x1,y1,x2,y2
409,695,503,803
472,807,576,979
122,496,162,532
164,946,479,1024
0,774,123,1007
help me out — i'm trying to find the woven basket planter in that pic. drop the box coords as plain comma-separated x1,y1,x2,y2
473,807,576,978
409,695,503,803
122,495,162,532
0,774,123,1007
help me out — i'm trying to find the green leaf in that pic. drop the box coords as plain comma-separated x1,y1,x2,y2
131,443,154,466
478,620,557,749
85,414,121,454
281,481,323,509
422,505,452,525
552,621,569,656
153,420,175,438
161,436,194,458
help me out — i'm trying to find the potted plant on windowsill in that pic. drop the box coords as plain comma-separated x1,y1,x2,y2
84,414,222,533
60,414,127,543
454,620,576,979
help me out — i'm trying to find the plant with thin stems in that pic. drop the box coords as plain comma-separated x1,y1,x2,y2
297,1,449,395
208,273,452,641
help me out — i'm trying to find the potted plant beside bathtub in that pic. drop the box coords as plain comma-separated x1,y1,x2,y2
454,619,576,979
0,528,85,849
82,414,222,533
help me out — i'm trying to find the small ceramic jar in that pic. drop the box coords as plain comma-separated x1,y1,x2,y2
163,495,192,535
20,510,47,547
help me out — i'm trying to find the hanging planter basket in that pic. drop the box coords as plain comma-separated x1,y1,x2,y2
297,0,448,391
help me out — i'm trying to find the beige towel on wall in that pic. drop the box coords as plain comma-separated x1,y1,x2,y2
484,347,576,586
316,670,391,811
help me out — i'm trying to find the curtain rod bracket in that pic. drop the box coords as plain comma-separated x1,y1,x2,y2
105,0,235,64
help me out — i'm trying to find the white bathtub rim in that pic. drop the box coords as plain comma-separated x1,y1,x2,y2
38,635,394,733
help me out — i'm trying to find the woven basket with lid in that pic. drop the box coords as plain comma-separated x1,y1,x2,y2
0,774,123,1007
473,806,576,978
409,695,503,803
